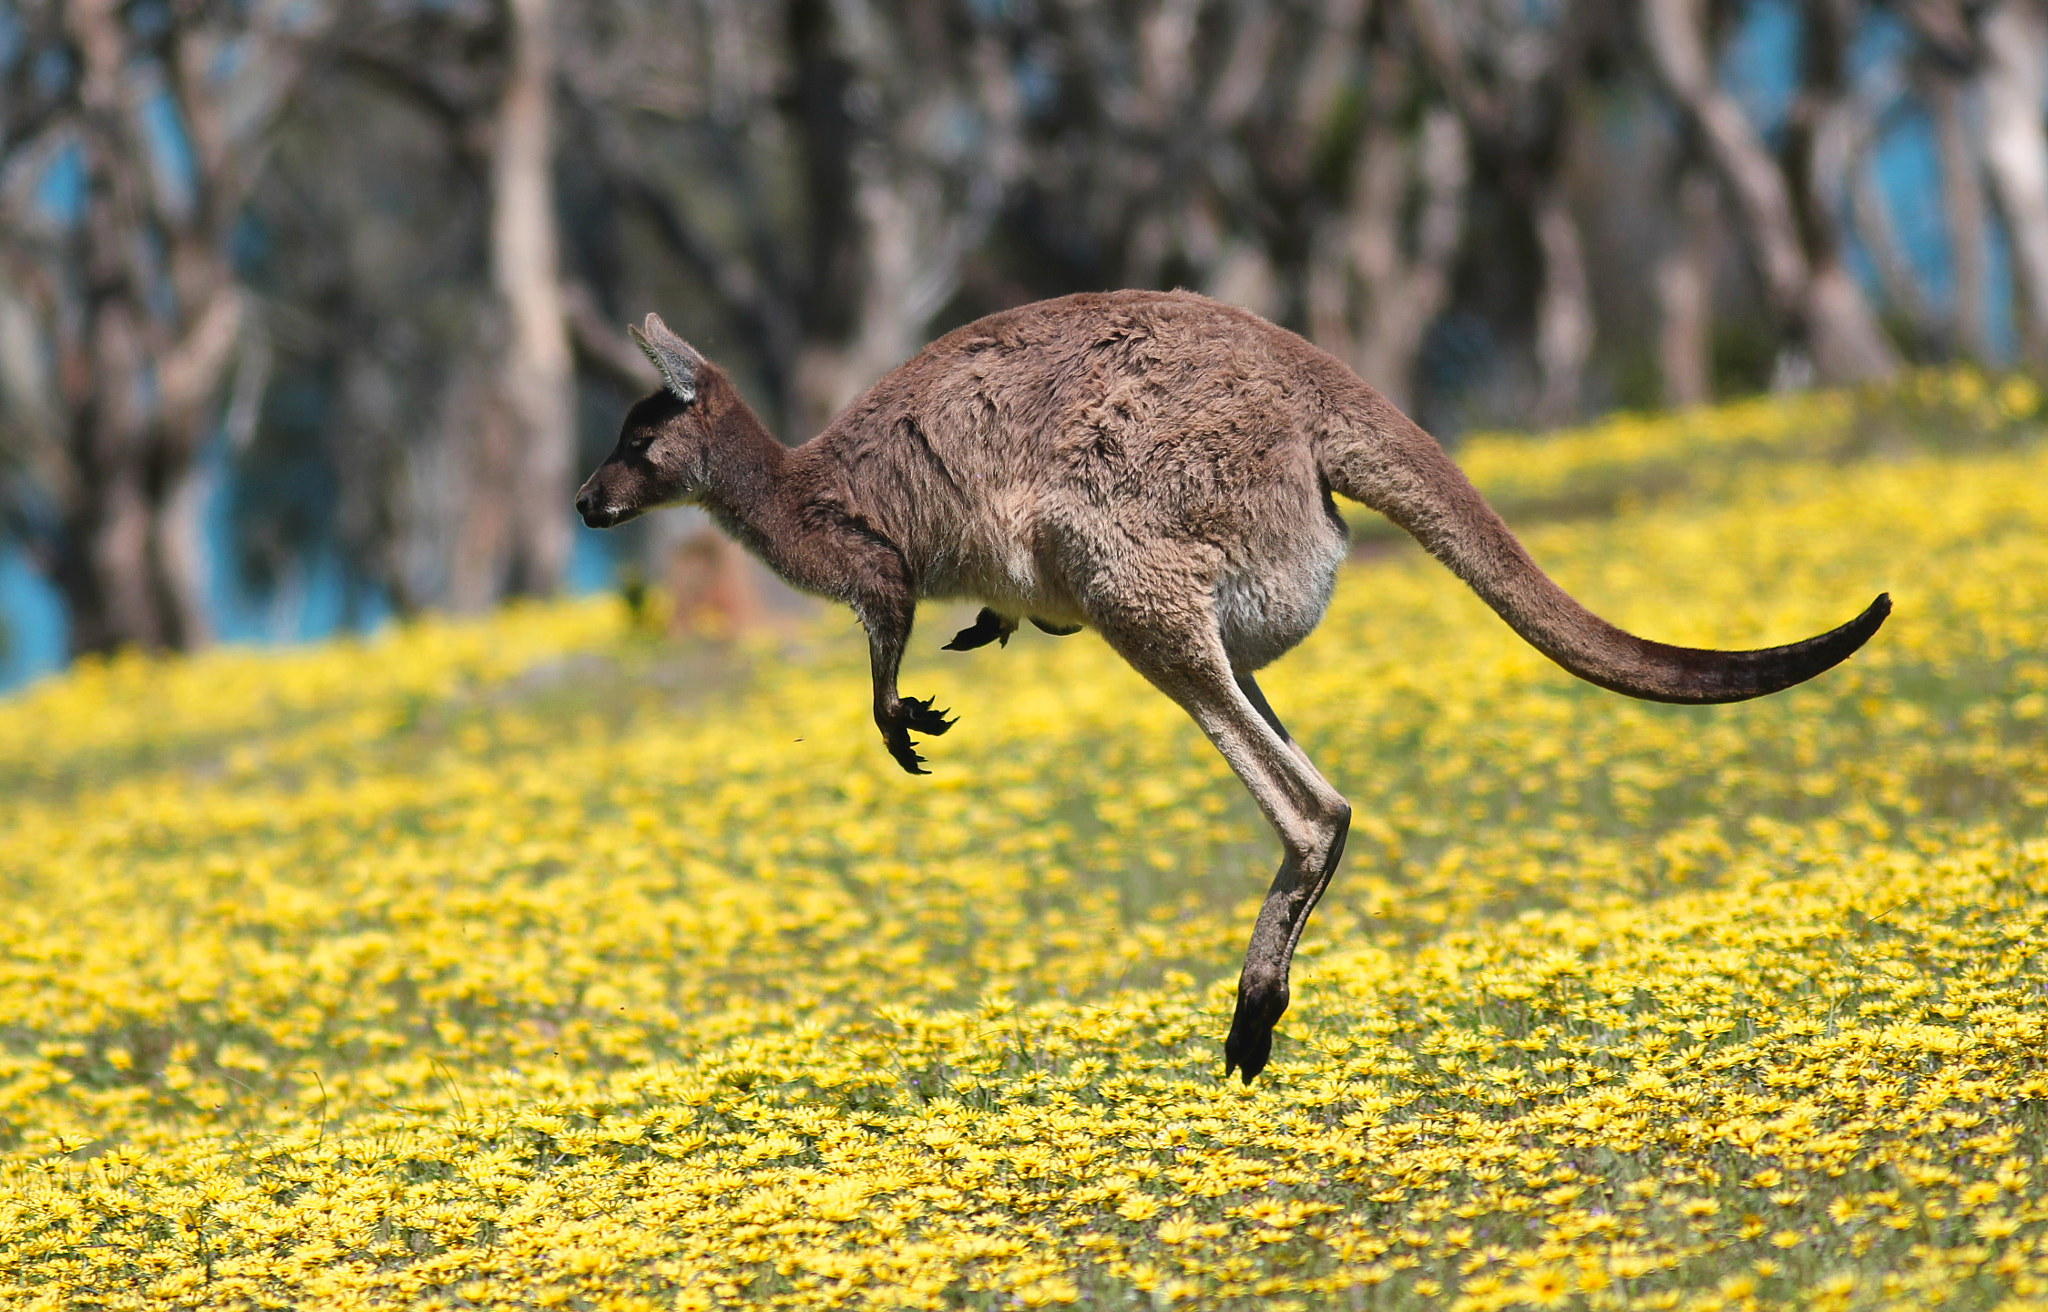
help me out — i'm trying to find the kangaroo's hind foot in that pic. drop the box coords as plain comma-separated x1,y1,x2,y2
1224,984,1288,1084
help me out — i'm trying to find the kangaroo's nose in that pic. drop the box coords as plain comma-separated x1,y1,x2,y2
575,488,610,528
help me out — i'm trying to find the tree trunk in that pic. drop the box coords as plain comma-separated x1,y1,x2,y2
1977,0,2048,364
1642,0,1896,383
791,20,1023,434
1926,69,1992,359
492,0,575,596
446,359,519,614
1309,97,1468,413
1803,260,1900,381
59,0,177,654
150,284,244,650
1642,0,1808,312
795,163,948,428
1787,0,1901,383
1851,143,1934,338
27,0,269,655
1655,166,1717,407
1533,182,1593,425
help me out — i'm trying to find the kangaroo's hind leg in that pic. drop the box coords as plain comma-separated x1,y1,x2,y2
1094,615,1352,1083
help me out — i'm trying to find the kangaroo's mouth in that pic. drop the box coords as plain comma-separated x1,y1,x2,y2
579,503,643,529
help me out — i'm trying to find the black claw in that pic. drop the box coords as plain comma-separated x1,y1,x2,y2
881,695,955,773
885,734,929,775
902,695,956,736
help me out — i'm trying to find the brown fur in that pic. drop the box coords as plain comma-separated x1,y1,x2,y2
577,290,1889,1082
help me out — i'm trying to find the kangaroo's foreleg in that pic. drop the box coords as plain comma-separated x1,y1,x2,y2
1097,621,1351,1083
856,586,955,775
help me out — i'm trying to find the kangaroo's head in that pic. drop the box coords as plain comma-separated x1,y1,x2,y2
576,313,718,529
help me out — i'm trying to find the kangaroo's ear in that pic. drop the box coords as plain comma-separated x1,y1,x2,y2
629,313,703,403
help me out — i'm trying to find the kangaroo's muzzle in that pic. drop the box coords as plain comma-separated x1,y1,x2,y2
575,489,639,529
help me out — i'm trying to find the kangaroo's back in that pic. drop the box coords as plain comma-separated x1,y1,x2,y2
809,291,1354,610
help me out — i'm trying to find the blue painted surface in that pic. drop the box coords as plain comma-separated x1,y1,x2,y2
567,520,620,595
1723,0,1799,142
34,142,85,227
0,547,66,694
140,89,199,218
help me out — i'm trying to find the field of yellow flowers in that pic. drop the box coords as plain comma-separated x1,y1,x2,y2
2,371,2047,1311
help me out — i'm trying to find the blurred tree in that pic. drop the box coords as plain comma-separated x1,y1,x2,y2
235,0,502,617
0,0,316,654
1897,0,1994,360
1972,0,2048,365
486,0,573,604
1653,161,1721,407
1304,5,1468,414
1641,0,1900,384
553,0,1029,437
1406,0,1625,422
5,0,2044,678
306,0,575,613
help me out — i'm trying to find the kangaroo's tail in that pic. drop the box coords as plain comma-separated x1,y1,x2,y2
1317,399,1888,704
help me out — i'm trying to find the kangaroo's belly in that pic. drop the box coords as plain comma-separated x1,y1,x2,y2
1214,512,1349,672
907,475,1346,659
921,561,1090,628
912,489,1090,624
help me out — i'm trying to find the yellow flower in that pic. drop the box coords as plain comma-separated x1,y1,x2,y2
6,371,2048,1307
1514,1266,1572,1309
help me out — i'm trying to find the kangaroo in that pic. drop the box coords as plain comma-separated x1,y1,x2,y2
576,290,1889,1083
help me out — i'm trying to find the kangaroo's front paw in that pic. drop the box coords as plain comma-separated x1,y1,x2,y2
880,696,955,775
901,695,955,736
942,608,1015,651
884,730,929,775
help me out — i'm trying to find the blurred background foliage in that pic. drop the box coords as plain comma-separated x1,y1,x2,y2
0,0,2042,687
